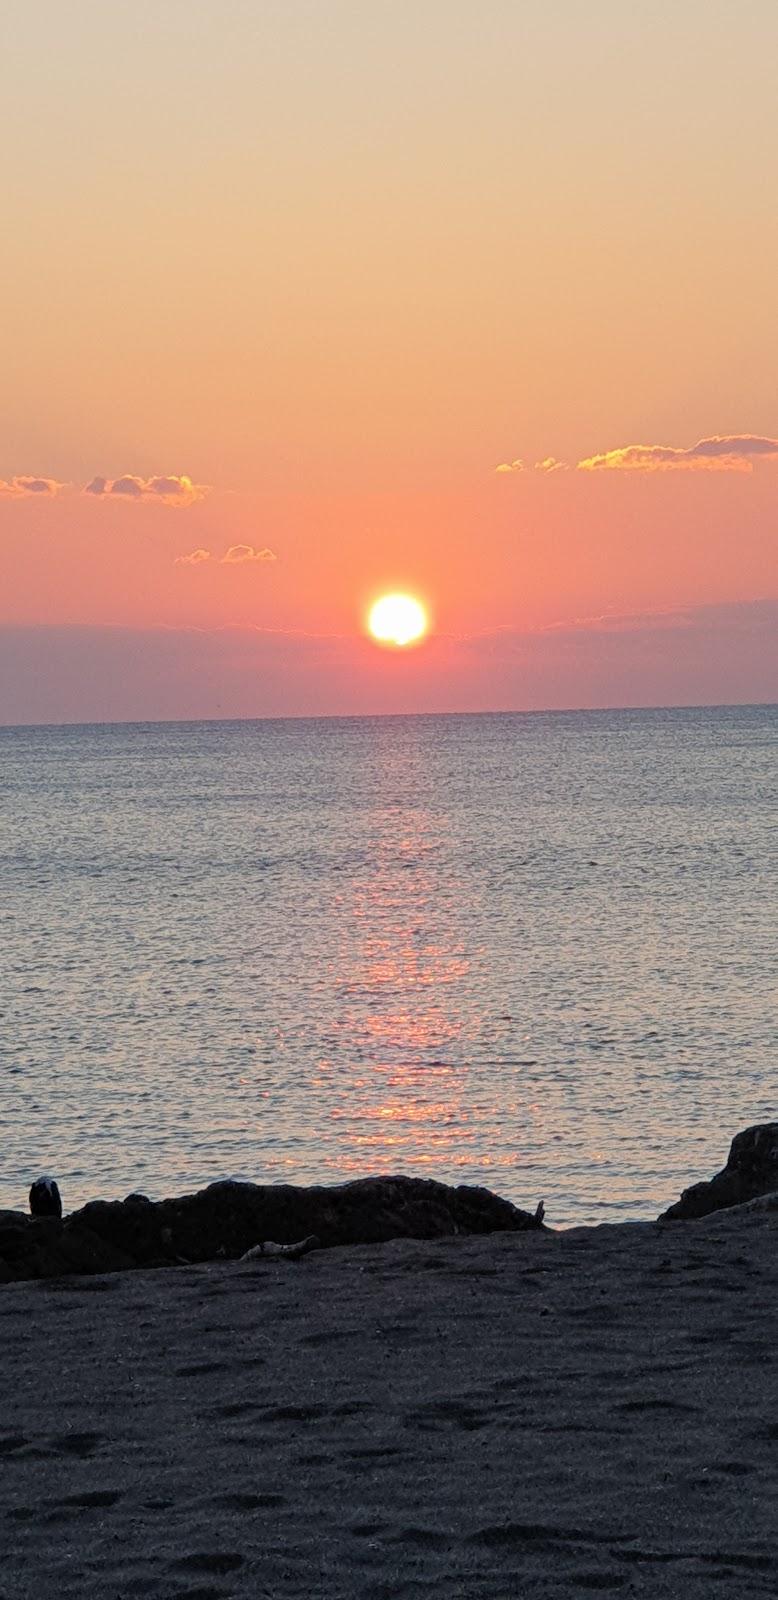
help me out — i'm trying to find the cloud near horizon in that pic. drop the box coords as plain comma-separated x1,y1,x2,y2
174,548,212,565
576,435,778,473
84,473,208,505
496,435,778,476
0,476,67,497
1,598,775,724
174,544,277,566
221,544,277,564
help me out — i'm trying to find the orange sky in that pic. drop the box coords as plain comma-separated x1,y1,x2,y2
1,1,777,720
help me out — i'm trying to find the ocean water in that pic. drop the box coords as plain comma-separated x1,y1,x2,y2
1,705,776,1227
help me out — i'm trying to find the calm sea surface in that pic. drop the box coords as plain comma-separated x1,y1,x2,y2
1,706,776,1226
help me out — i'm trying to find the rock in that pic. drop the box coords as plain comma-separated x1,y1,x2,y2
659,1124,778,1221
0,1217,31,1261
0,1174,543,1285
29,1177,62,1219
697,1190,778,1221
0,1210,132,1280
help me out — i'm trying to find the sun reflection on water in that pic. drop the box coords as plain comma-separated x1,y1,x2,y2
313,732,482,1177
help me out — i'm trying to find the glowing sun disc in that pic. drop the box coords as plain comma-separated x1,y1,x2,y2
367,592,428,648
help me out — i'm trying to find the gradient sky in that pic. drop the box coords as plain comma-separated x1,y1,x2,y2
1,0,777,721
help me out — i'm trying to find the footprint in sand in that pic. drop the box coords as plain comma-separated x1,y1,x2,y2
47,1430,104,1457
53,1489,122,1509
405,1398,487,1432
213,1492,285,1511
171,1552,245,1575
0,1434,27,1456
175,1361,229,1377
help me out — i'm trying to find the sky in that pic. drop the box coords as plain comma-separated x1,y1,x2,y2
1,0,777,722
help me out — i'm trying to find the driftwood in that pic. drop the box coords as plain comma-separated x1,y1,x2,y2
240,1234,321,1263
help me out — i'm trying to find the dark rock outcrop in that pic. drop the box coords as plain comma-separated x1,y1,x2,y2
0,1175,542,1284
660,1123,778,1221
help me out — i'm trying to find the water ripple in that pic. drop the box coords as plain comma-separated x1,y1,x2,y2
1,705,776,1225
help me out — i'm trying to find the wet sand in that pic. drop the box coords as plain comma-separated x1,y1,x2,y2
2,1208,777,1598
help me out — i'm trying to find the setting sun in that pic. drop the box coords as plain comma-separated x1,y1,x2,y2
367,593,429,649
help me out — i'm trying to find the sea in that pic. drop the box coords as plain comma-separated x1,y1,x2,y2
1,705,776,1227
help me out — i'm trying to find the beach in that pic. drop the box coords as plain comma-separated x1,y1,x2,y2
3,1205,777,1598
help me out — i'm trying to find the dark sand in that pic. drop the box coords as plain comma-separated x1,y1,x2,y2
2,1208,777,1598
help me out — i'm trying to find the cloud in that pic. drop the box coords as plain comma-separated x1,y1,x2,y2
84,473,208,505
175,545,277,567
463,597,778,652
577,435,778,473
1,599,775,723
221,544,277,564
452,597,778,708
496,435,778,477
175,549,211,565
0,475,67,497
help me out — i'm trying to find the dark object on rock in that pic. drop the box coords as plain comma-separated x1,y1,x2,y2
0,1174,543,1285
29,1177,62,1219
124,1193,152,1205
660,1123,778,1221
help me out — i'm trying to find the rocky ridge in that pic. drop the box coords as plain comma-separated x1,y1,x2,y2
0,1173,540,1284
3,1122,778,1284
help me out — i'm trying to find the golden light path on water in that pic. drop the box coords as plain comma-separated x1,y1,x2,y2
308,722,553,1183
313,824,478,1174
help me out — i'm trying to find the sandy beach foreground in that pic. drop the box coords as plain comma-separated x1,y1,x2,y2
3,1208,777,1599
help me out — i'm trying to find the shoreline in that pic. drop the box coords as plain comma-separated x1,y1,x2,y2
4,1123,777,1287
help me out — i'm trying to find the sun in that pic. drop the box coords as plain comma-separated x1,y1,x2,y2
367,592,428,648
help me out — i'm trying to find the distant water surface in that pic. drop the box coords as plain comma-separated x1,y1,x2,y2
2,706,776,1226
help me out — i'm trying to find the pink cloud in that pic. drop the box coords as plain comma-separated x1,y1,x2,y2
0,476,67,497
84,473,209,505
221,544,277,564
577,435,778,473
1,599,775,723
174,549,211,565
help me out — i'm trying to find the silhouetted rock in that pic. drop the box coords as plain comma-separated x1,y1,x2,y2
0,1175,542,1284
29,1177,62,1219
660,1123,778,1221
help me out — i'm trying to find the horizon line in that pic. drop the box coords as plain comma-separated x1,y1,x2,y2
2,698,776,735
